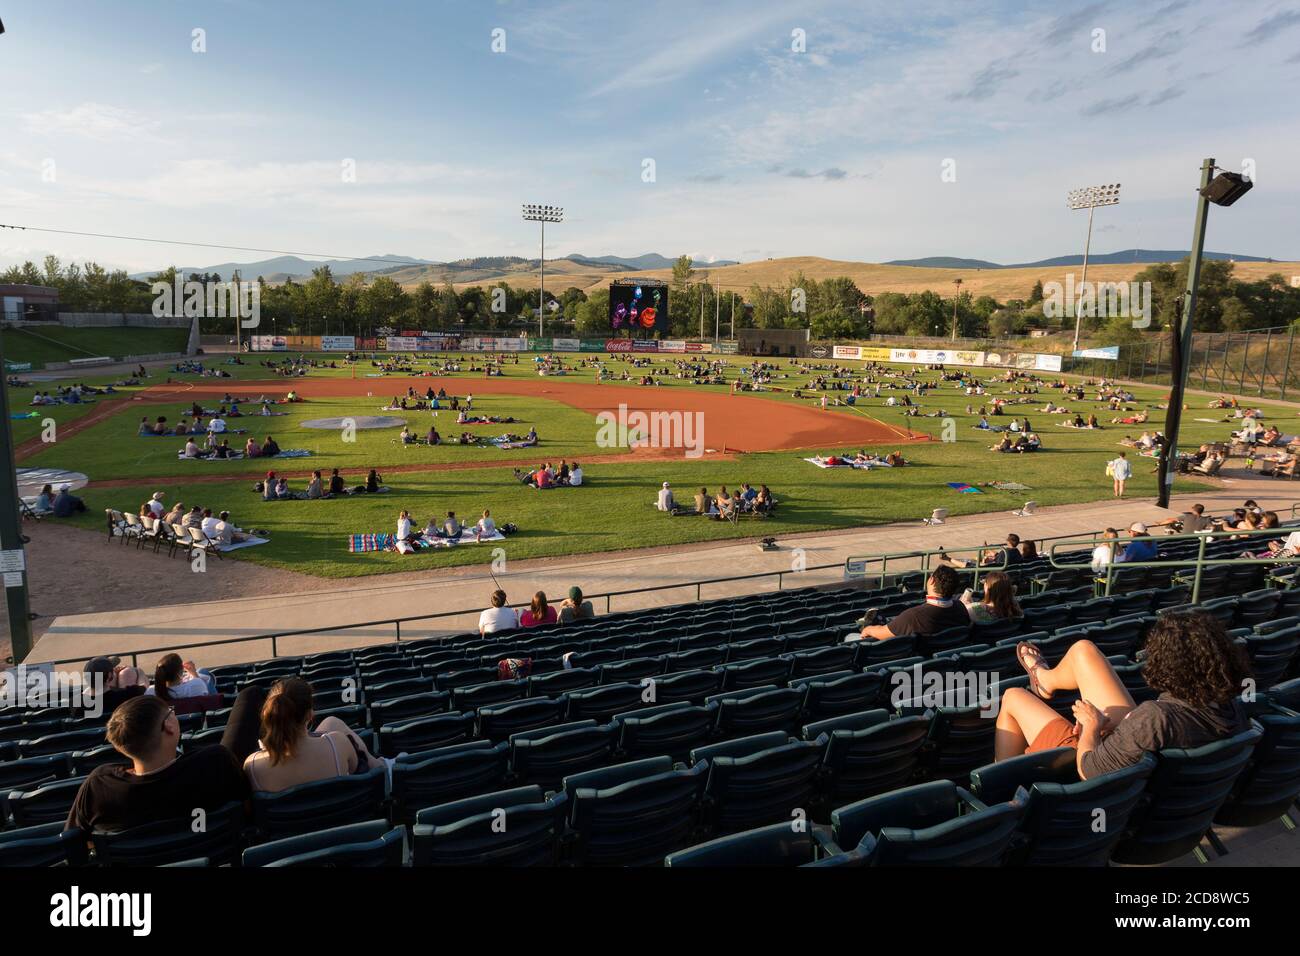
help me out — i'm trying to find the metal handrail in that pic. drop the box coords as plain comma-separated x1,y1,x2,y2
844,525,1112,591
1047,526,1300,603
24,560,846,669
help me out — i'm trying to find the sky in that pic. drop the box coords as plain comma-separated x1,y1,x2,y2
1,0,1298,274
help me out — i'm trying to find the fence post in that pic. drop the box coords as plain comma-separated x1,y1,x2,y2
1260,329,1272,397
1283,327,1295,401
396,620,401,643
1192,534,1208,604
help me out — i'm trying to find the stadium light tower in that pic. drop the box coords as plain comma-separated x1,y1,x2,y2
522,204,563,337
1066,183,1121,353
1156,159,1253,509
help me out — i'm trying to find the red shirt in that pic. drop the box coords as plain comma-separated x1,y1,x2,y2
520,607,558,627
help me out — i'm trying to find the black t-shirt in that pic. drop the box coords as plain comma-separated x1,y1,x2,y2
887,599,970,637
65,746,250,833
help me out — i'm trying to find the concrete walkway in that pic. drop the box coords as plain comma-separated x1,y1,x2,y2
24,468,1300,669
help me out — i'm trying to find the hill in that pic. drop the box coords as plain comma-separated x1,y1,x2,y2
887,249,1282,269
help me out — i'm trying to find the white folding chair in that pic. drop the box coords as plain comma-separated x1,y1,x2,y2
1012,501,1038,517
188,525,224,560
923,508,948,525
120,511,145,545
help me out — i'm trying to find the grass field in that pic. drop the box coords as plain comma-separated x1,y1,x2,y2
12,351,1294,578
1,325,190,369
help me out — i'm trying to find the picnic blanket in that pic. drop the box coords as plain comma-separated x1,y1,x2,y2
493,438,537,449
178,451,246,460
803,457,892,470
348,533,395,553
11,412,40,420
269,449,312,459
413,528,507,549
1058,421,1100,429
216,536,269,553
985,481,1031,491
947,482,983,494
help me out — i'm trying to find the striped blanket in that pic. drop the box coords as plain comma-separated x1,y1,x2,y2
348,533,394,553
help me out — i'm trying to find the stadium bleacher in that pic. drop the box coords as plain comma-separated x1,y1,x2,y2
3,535,1300,867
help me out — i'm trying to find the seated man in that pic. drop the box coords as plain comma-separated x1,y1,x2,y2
479,589,518,635
1154,502,1213,533
52,484,87,517
64,690,257,832
656,481,678,512
210,511,250,545
1115,523,1158,562
851,565,969,642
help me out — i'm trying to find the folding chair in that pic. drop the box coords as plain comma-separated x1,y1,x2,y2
120,511,145,545
188,526,224,560
104,508,127,541
923,508,948,526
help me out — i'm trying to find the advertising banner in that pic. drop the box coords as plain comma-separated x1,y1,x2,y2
860,347,893,361
385,336,419,351
658,340,687,353
1072,346,1119,360
605,339,634,352
631,340,659,352
579,339,607,352
685,342,713,353
249,335,286,352
493,338,527,351
714,340,739,355
832,345,862,360
551,338,581,352
320,335,355,351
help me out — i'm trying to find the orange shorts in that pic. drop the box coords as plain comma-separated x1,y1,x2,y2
1027,717,1081,753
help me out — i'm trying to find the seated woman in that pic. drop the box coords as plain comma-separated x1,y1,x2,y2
34,483,54,512
960,571,1023,625
305,470,325,499
243,678,383,793
365,469,383,493
716,487,736,518
244,437,262,458
137,417,153,436
476,508,496,538
994,612,1250,778
520,591,558,628
991,435,1012,453
145,653,216,700
400,426,415,444
174,420,190,436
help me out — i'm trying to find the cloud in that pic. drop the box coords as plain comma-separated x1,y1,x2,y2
771,165,848,180
1241,9,1300,46
952,61,1020,101
20,103,160,141
686,172,725,183
1080,93,1144,116
1107,32,1185,74
1146,87,1185,106
1041,2,1110,45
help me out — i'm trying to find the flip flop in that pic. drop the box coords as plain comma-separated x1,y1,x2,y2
1016,642,1053,700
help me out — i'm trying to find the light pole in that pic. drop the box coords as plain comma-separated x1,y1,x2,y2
950,277,963,341
1066,183,1121,352
522,204,563,337
1156,159,1253,508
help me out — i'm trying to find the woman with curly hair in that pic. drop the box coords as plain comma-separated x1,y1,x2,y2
994,611,1251,779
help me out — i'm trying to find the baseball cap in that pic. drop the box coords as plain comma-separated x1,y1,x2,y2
152,492,165,500
1129,522,1147,533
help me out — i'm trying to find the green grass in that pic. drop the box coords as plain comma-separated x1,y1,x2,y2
21,393,626,481
43,352,1287,579
2,326,190,369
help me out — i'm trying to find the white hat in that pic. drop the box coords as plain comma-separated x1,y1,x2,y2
1130,522,1147,533
662,481,670,488
152,492,165,500
59,483,71,491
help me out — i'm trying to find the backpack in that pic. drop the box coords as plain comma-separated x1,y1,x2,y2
500,522,518,536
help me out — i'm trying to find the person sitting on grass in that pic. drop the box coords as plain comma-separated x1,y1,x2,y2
366,469,384,493
559,586,595,624
441,511,463,539
211,512,250,545
427,425,440,445
755,485,775,514
262,435,281,457
243,677,383,793
479,589,518,635
536,464,554,489
35,483,54,513
851,565,969,642
274,477,293,500
568,462,583,486
520,590,558,628
657,481,678,512
960,570,1024,625
52,483,87,518
244,436,262,458
716,486,736,518
995,612,1250,776
475,509,496,539
328,468,346,496
213,438,234,459
305,470,325,499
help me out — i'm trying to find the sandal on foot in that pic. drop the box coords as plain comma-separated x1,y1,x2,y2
1016,642,1053,700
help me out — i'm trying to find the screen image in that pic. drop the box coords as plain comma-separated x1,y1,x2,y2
609,283,668,333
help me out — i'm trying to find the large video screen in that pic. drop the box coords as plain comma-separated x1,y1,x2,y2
609,282,668,334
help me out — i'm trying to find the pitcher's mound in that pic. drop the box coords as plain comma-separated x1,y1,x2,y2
300,415,406,430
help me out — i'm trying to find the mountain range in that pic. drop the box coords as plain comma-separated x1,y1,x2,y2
884,249,1281,270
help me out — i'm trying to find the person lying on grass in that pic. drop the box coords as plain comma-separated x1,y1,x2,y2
850,565,969,642
995,612,1250,777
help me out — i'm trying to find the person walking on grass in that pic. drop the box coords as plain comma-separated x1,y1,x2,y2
1108,451,1132,498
